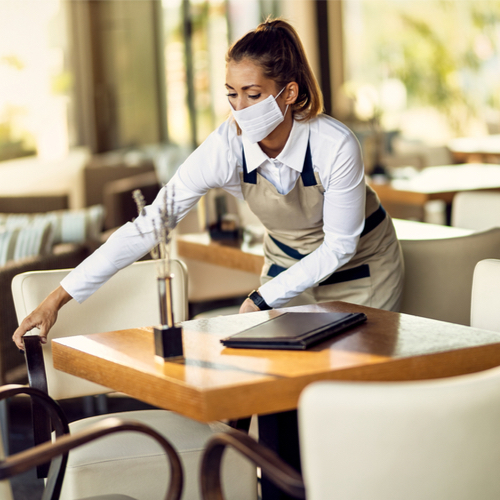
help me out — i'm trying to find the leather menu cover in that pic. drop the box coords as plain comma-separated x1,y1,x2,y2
220,311,367,350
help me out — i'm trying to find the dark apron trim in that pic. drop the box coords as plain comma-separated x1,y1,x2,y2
300,143,316,186
241,143,317,186
242,149,257,184
269,234,308,261
361,205,386,237
319,264,370,286
268,263,288,278
267,263,371,286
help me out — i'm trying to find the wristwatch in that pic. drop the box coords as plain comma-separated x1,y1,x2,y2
248,290,271,310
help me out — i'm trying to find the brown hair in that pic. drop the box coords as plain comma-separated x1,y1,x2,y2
226,18,323,121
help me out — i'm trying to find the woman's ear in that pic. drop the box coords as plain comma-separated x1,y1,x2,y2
284,82,299,105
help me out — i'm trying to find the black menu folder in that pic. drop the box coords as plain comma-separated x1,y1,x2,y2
220,311,367,350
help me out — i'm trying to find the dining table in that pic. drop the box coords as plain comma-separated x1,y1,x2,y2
52,300,500,499
368,163,500,221
448,135,500,164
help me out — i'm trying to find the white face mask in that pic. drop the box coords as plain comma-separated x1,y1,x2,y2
230,87,289,144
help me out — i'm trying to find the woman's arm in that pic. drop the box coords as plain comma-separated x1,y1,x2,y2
12,120,242,345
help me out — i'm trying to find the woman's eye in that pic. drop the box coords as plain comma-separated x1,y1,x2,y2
226,93,237,98
249,94,261,100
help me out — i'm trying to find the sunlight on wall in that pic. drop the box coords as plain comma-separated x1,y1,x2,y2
341,0,500,145
0,0,71,162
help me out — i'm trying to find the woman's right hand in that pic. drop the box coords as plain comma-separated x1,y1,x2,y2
12,286,73,350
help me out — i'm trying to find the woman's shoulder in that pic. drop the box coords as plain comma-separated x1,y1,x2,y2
309,114,356,138
307,114,360,152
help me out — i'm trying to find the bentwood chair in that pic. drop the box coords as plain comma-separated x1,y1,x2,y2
201,367,500,500
471,259,500,331
452,191,500,231
0,384,183,500
12,260,257,500
399,227,500,325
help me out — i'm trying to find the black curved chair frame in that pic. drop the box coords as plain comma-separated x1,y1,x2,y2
0,384,183,500
201,429,305,500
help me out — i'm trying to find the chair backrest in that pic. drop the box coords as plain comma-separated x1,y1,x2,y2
299,369,500,500
12,259,188,400
400,227,500,325
452,191,500,230
471,259,500,331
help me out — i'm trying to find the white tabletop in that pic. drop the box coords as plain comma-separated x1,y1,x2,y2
390,164,500,194
393,219,474,240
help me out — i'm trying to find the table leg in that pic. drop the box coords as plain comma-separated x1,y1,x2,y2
258,410,302,500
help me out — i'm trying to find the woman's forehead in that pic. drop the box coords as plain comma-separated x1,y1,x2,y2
226,59,273,87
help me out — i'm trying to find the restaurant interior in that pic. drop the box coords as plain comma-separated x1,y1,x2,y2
1,0,500,499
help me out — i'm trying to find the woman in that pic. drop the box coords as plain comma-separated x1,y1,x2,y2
13,18,403,350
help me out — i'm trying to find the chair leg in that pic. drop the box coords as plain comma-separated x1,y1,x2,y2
82,395,95,417
0,399,9,456
228,417,252,433
258,410,301,500
95,394,108,415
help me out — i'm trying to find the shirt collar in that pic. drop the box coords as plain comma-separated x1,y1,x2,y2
242,120,310,173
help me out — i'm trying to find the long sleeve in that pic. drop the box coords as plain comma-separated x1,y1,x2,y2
61,120,243,303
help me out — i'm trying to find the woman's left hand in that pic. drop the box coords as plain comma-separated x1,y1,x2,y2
239,298,261,313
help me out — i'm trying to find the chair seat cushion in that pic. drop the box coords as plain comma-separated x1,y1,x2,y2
62,409,257,500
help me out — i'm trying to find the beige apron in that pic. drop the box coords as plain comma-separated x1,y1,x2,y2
240,142,404,311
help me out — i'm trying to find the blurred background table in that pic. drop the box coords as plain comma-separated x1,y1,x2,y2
369,163,500,222
448,135,500,164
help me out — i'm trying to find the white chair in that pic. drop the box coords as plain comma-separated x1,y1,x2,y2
12,260,257,500
452,191,500,230
471,258,500,331
400,227,500,325
201,367,500,500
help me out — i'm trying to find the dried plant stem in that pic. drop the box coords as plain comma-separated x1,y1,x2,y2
133,184,178,299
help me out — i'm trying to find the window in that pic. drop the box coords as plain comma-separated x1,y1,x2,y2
0,0,73,162
162,0,281,148
341,0,500,149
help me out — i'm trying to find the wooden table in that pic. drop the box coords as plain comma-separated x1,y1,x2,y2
52,301,500,422
448,135,500,164
52,301,500,499
176,220,473,276
369,163,500,221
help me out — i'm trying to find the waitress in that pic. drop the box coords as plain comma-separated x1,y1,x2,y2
13,18,403,348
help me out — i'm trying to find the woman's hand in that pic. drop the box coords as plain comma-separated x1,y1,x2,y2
12,286,73,350
239,298,261,314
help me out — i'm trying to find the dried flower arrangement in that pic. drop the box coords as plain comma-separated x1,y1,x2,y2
132,186,177,279
132,186,183,359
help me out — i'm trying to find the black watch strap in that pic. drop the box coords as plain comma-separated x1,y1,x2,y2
248,290,271,310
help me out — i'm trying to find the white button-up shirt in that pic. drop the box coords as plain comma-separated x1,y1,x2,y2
61,114,366,308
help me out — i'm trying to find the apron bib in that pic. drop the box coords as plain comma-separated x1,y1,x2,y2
240,143,404,311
